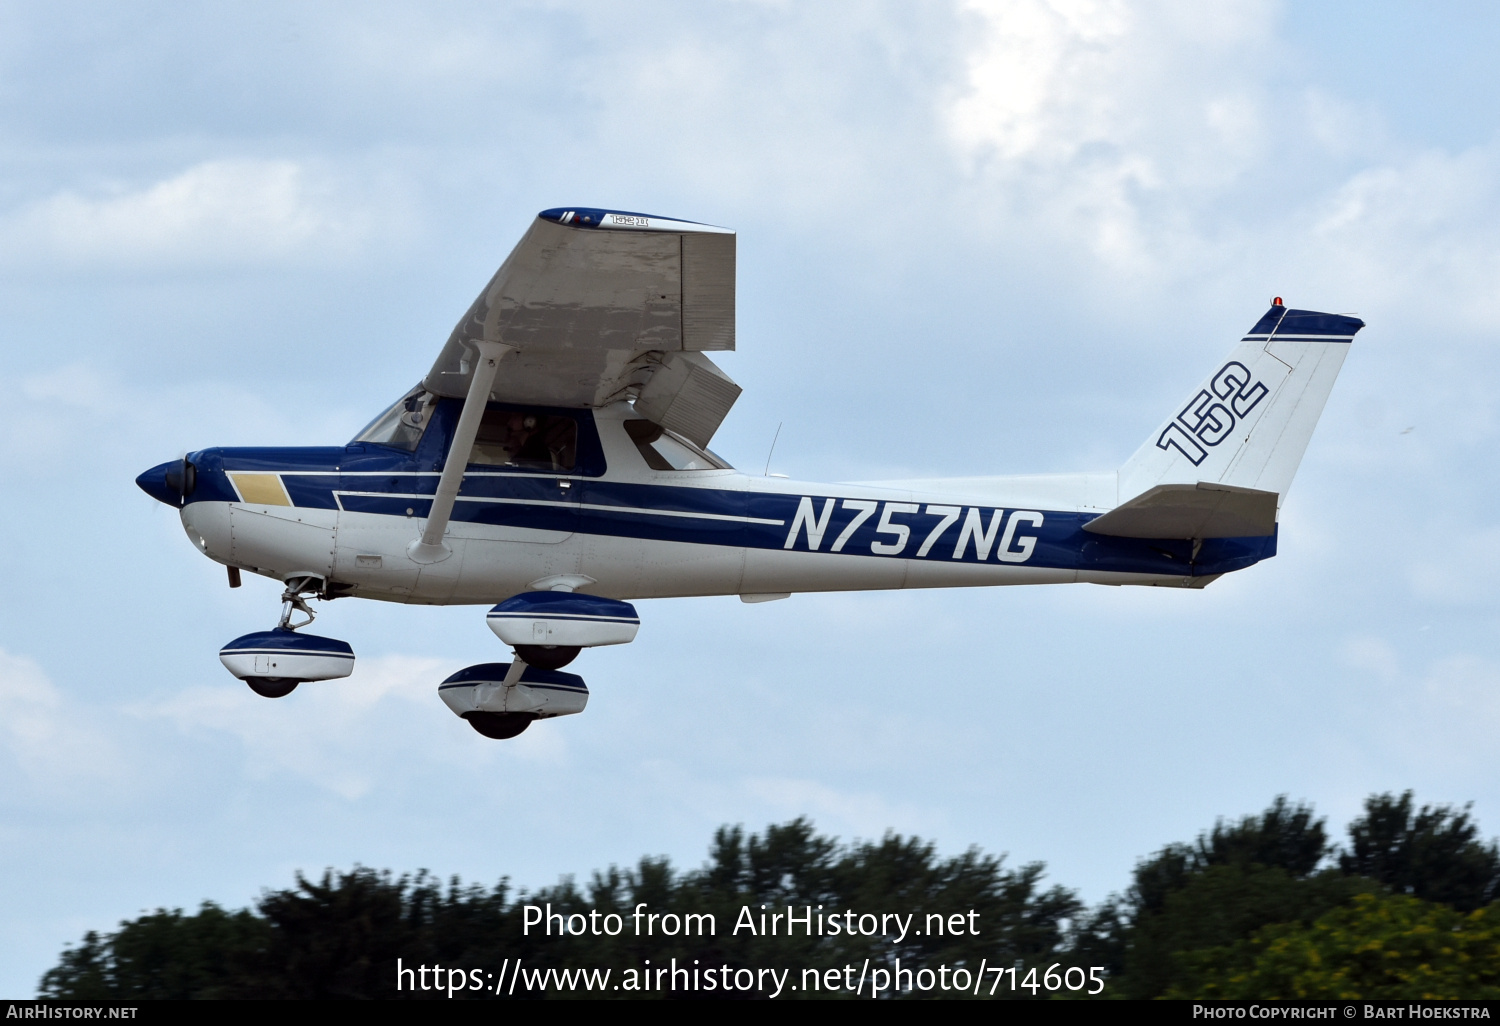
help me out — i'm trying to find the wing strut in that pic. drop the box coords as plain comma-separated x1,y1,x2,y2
408,340,514,565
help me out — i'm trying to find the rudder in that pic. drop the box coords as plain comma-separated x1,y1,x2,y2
1114,302,1362,526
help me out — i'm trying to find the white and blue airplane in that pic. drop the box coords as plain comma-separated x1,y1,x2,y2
137,207,1362,739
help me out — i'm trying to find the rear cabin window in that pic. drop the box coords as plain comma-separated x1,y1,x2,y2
625,419,732,471
471,409,578,472
353,387,435,452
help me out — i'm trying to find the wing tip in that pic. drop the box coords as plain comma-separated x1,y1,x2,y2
538,207,733,234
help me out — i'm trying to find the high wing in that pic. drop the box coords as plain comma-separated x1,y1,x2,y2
422,207,741,447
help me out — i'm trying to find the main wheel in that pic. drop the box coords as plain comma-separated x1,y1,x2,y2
246,677,300,698
513,644,581,670
464,712,537,739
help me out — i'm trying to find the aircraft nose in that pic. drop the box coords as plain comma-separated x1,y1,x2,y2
137,458,196,507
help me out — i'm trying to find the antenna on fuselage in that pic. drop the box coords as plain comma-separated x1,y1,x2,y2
763,422,782,477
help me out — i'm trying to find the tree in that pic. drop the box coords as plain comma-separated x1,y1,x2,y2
1341,791,1500,912
1078,796,1365,999
1168,892,1500,999
39,819,1082,1000
39,903,269,999
525,817,1085,998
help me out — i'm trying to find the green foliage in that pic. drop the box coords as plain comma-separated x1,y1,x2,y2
1118,864,1375,999
245,868,520,998
1077,793,1500,1000
39,903,269,999
38,819,1081,1000
1078,796,1357,999
1167,893,1500,999
39,869,528,1000
494,819,1086,999
38,795,1500,1001
1341,791,1500,912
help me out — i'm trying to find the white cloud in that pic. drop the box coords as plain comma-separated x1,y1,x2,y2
1,647,529,805
946,0,1279,277
0,649,126,792
0,362,376,471
142,654,458,799
941,0,1500,340
949,0,1135,165
1297,145,1500,330
0,159,405,270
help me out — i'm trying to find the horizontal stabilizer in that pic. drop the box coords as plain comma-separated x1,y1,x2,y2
1083,482,1278,539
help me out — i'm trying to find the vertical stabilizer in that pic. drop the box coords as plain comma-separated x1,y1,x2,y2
1116,304,1362,512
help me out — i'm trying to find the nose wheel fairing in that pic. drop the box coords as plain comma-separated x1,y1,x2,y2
218,628,355,693
217,576,355,697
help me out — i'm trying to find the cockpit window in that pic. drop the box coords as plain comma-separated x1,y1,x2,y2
471,409,578,471
353,386,435,451
624,420,732,471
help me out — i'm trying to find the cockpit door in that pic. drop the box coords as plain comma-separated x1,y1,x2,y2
449,402,586,545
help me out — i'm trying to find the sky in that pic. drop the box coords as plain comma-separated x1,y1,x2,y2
3,0,1500,996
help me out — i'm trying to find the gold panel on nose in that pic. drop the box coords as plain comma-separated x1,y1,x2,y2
229,472,293,507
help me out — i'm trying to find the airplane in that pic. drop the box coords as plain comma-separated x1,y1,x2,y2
136,207,1363,739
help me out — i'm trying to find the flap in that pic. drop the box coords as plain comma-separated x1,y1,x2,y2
633,351,743,448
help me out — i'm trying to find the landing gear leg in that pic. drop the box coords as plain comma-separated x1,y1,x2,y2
277,576,322,631
228,573,340,702
462,657,537,738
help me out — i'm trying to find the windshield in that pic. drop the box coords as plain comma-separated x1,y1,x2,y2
352,386,435,451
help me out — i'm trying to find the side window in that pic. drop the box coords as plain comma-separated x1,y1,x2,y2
624,420,732,471
353,386,434,452
471,409,578,471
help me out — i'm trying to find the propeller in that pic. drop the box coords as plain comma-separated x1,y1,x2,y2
163,456,197,504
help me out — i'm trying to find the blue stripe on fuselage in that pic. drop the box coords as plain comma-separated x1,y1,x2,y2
183,446,1275,578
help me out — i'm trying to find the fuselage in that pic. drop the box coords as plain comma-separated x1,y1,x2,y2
138,398,1275,605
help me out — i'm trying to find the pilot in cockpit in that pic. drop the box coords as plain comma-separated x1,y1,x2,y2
472,410,576,470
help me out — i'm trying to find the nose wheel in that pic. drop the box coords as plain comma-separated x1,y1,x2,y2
219,575,356,697
246,677,299,698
